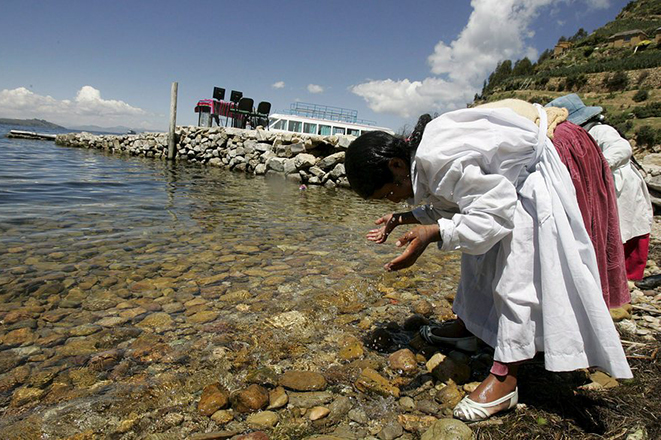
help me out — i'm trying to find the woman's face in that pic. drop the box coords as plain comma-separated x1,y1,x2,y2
369,158,413,203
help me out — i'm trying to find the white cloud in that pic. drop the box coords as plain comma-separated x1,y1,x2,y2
307,84,324,94
0,85,160,129
352,0,606,119
272,81,285,89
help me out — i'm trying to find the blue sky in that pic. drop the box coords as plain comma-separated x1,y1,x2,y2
0,0,632,132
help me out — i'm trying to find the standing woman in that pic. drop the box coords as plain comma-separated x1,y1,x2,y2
547,94,653,283
345,100,632,422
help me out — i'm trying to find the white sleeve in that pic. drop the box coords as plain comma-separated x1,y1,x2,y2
417,156,518,255
589,125,631,170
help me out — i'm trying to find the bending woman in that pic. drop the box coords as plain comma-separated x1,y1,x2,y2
344,100,632,422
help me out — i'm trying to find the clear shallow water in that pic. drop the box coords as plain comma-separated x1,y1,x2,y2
0,124,460,437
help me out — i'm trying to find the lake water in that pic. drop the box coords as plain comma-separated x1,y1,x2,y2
0,124,460,438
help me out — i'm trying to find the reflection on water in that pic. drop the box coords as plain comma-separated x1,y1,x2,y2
0,125,461,437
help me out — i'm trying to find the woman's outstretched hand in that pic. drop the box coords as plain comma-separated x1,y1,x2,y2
367,213,399,244
385,224,441,271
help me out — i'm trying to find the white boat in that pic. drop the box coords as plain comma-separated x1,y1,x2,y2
267,103,394,136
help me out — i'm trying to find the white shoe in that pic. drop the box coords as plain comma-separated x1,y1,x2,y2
453,388,518,422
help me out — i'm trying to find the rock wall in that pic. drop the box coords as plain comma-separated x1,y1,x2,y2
55,126,357,188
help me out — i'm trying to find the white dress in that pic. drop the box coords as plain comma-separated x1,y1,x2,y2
410,106,632,378
588,124,652,242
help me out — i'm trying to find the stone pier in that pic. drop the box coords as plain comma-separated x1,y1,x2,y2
56,126,358,188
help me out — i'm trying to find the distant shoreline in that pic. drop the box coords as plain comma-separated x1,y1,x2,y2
0,118,65,129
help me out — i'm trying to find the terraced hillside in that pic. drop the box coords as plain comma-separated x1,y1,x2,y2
474,0,661,153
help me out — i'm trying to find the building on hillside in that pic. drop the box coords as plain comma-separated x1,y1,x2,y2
608,29,648,48
553,41,572,56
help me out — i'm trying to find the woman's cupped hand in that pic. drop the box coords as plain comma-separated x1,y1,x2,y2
384,225,441,271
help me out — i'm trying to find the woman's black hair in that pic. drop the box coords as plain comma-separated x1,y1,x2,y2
345,114,432,199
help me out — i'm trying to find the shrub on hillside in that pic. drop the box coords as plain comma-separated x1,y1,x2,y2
636,126,658,149
637,70,650,86
633,89,649,102
603,70,629,91
565,74,588,91
632,102,661,119
583,47,594,58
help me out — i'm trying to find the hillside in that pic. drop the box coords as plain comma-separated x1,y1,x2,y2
0,118,65,129
474,0,661,153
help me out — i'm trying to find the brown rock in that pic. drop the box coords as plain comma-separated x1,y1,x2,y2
231,384,269,413
199,382,230,416
354,368,400,398
388,349,418,376
2,327,36,346
397,414,438,433
338,341,364,361
279,370,327,391
267,386,288,409
435,381,464,412
234,432,269,440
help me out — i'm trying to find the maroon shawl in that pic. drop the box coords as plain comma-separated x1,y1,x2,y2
552,121,630,309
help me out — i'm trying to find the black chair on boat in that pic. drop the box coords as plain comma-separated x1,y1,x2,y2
213,87,225,101
226,90,243,126
252,101,271,129
212,87,225,126
231,97,254,129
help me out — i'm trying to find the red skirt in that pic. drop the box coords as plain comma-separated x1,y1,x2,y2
624,234,650,281
551,122,630,309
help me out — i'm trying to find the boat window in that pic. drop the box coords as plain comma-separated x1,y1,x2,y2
303,123,317,134
333,127,346,135
271,119,287,130
288,120,303,133
318,125,331,136
347,128,360,136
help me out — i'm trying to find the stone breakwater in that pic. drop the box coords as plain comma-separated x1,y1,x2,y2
56,127,355,188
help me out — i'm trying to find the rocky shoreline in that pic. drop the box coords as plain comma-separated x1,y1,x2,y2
56,127,355,189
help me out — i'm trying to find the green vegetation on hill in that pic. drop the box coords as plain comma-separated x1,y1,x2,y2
474,0,661,152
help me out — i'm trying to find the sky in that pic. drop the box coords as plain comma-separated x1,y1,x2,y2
0,0,633,132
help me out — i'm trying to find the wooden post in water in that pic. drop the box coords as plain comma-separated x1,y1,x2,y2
167,82,178,160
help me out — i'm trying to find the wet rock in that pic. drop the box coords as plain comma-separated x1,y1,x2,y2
348,407,368,424
378,420,404,440
234,432,269,440
288,391,333,408
231,384,269,413
211,409,234,425
435,382,464,413
420,418,473,440
137,312,174,330
188,310,219,324
11,386,45,407
339,340,364,361
389,349,418,376
399,396,415,411
2,327,36,346
416,399,441,416
88,349,124,372
309,406,330,421
246,367,279,387
354,368,400,398
279,370,327,391
198,382,230,416
267,386,288,409
397,414,438,433
246,410,279,429
327,395,352,422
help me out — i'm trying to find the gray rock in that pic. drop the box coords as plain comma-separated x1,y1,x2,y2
420,419,472,440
